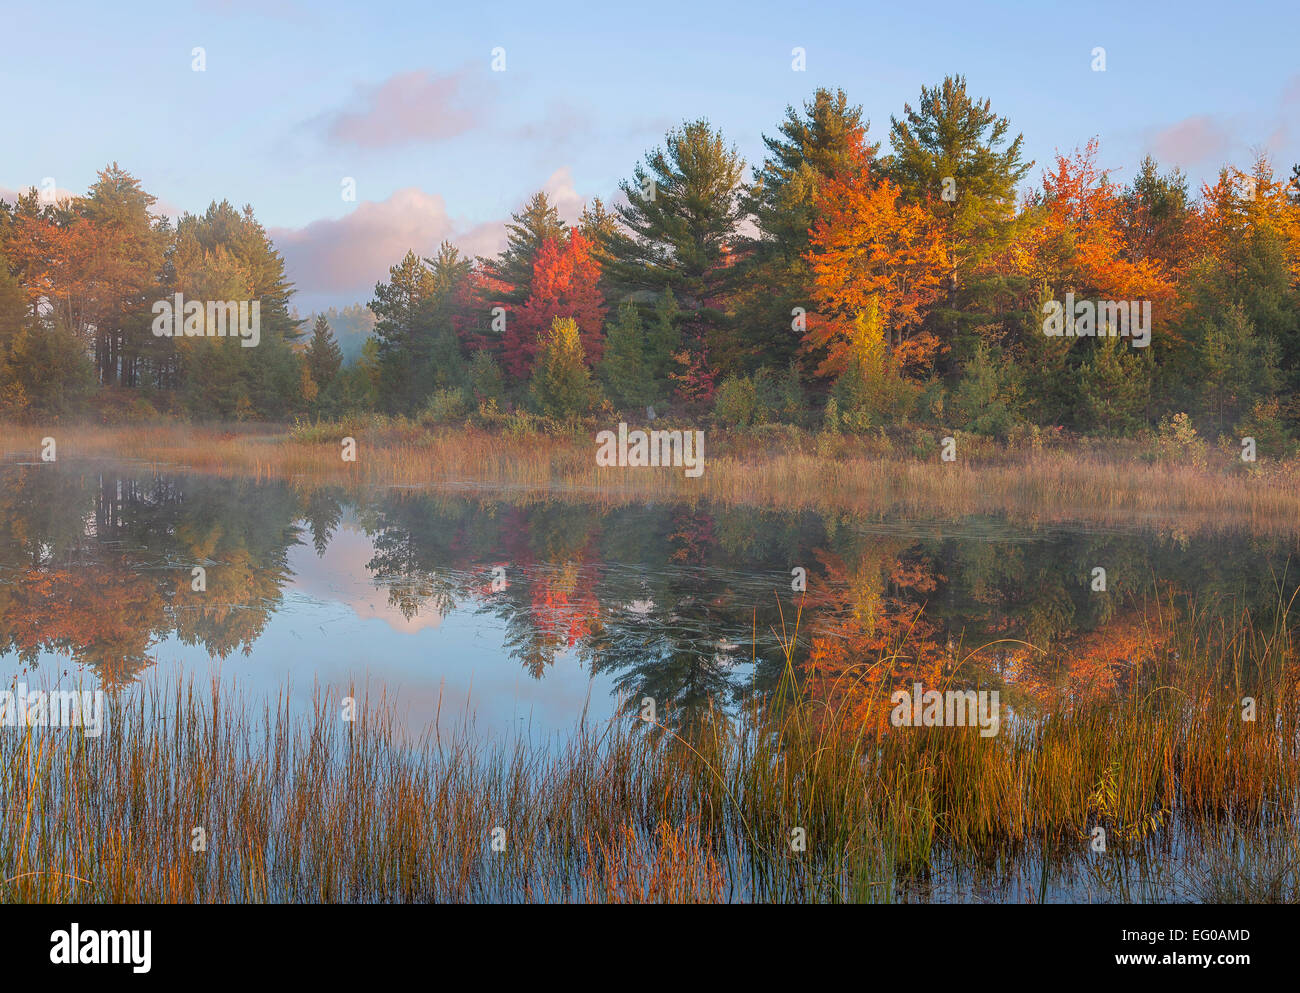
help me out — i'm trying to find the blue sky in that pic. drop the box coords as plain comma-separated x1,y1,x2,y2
3,0,1298,310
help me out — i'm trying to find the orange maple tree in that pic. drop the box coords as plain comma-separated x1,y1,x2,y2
1013,138,1174,304
804,138,951,378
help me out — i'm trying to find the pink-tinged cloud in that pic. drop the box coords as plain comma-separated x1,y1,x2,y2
1283,74,1300,109
1266,74,1300,158
0,183,79,207
288,527,444,635
456,169,588,261
271,174,597,308
456,220,508,262
272,188,461,298
324,69,484,148
1147,114,1233,167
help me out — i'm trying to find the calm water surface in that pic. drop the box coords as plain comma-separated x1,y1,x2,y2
2,460,1297,742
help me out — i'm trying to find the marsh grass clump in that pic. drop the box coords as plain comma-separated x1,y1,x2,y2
1,597,1298,904
5,421,1300,538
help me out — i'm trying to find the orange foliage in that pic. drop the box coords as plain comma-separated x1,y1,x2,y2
805,139,950,372
504,230,606,379
1013,139,1173,303
0,565,162,684
1199,162,1300,285
800,547,947,727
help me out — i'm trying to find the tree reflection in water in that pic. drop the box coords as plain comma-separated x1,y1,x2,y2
2,462,1296,727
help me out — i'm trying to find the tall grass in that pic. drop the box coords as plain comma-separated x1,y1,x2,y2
4,420,1300,536
2,595,1297,903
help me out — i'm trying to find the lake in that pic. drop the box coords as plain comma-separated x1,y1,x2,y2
4,459,1296,743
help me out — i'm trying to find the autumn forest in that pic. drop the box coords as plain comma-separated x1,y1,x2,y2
3,78,1299,452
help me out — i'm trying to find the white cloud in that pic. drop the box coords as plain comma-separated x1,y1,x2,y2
271,169,597,310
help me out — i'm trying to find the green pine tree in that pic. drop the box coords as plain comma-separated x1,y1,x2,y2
369,250,438,412
600,301,651,410
306,315,343,389
481,192,567,307
1077,336,1152,436
737,88,871,370
645,288,682,398
954,342,1021,437
606,120,744,357
1197,303,1279,434
884,76,1032,365
530,317,595,420
467,349,505,405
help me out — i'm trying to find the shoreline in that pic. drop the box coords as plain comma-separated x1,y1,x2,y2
3,420,1300,536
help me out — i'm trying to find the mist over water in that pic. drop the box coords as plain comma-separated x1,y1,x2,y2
3,460,1296,743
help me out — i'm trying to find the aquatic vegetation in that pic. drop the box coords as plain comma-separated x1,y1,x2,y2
2,592,1296,904
4,421,1300,537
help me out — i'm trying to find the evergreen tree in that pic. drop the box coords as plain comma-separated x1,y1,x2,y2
312,303,377,363
606,120,745,355
953,342,1021,437
370,250,437,412
73,164,168,387
169,199,301,417
303,490,343,558
352,337,382,407
0,253,23,346
884,76,1032,363
599,301,651,409
578,196,619,268
885,75,1030,252
467,349,505,405
1197,303,1280,434
645,287,682,394
306,314,343,389
1173,163,1300,399
424,240,472,389
738,89,871,369
0,255,95,417
1120,156,1194,273
481,192,567,308
530,317,594,420
1016,284,1074,424
1077,336,1152,436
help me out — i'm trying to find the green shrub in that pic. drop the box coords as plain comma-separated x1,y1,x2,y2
529,318,595,421
1235,397,1293,460
713,375,758,427
753,364,805,426
289,411,391,443
953,343,1020,439
1076,337,1149,437
468,351,506,405
419,388,470,425
504,408,543,438
831,362,915,433
821,396,840,435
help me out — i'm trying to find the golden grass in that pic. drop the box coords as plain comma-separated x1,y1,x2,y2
2,597,1297,904
4,419,1298,902
4,420,1300,536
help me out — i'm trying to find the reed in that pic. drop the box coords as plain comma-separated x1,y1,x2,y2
2,596,1296,903
4,420,1300,537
